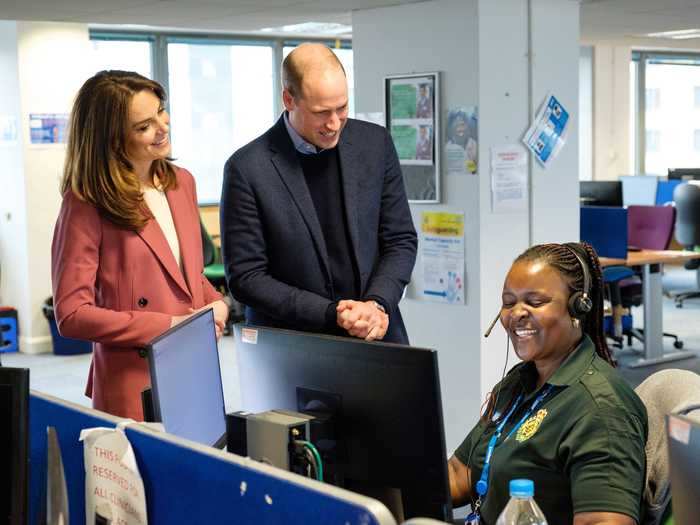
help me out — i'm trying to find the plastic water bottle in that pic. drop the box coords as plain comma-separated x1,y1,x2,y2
495,479,548,525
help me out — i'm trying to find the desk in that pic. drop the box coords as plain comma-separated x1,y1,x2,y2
600,250,700,368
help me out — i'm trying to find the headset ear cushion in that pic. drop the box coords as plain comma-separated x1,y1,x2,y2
568,291,593,319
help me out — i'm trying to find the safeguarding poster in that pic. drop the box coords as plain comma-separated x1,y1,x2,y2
420,211,465,304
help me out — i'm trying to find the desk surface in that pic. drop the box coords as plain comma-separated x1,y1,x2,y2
599,249,700,268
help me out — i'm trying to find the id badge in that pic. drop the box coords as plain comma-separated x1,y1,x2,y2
465,511,481,525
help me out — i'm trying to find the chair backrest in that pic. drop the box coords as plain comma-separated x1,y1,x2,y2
580,206,627,258
673,181,700,247
200,220,217,267
627,205,675,250
634,370,700,525
620,175,659,206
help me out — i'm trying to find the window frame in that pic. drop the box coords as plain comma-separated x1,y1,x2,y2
631,50,700,173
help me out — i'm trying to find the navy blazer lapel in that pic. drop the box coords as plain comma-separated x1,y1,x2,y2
268,118,332,283
337,125,361,279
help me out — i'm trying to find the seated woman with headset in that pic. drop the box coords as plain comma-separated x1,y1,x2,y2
449,242,647,525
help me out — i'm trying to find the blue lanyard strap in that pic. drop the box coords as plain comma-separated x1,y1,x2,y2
475,384,554,498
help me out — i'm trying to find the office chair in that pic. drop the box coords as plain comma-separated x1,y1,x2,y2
672,182,700,308
635,370,700,525
618,205,683,349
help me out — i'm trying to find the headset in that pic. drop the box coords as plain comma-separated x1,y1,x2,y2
484,243,592,338
563,243,593,320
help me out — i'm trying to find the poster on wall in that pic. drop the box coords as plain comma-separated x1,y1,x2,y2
420,211,465,304
445,106,478,176
491,144,528,213
385,72,440,203
522,94,569,167
29,113,68,145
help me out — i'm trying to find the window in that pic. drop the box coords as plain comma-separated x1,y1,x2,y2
646,130,660,152
89,37,153,79
89,31,352,204
645,88,660,110
631,52,700,174
168,42,275,203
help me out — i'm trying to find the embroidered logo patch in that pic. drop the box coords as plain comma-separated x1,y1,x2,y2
516,408,548,442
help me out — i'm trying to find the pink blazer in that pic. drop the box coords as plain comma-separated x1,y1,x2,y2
51,167,222,420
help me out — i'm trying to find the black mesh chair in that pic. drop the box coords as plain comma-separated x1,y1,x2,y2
672,182,700,307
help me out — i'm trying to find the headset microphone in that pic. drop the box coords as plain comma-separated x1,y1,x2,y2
483,310,502,338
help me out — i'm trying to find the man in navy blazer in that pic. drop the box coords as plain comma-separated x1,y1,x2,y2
220,43,417,344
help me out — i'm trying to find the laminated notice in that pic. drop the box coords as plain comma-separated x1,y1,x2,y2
80,425,148,525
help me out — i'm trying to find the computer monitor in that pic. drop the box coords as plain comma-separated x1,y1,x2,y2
667,413,700,525
579,181,623,207
234,325,452,522
620,175,659,206
145,308,227,448
668,168,700,181
0,367,29,525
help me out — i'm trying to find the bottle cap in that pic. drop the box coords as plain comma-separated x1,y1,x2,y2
509,479,534,498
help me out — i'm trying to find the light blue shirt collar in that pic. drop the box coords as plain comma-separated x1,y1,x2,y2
283,112,320,155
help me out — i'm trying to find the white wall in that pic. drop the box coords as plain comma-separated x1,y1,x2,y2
0,21,91,353
579,46,593,181
0,21,30,338
592,44,631,180
354,0,580,452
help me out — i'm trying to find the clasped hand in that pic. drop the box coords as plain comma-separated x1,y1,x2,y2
170,299,229,339
336,300,388,341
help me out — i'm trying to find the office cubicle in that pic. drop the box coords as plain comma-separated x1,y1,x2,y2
29,391,398,525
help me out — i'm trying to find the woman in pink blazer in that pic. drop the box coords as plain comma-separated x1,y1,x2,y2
52,70,227,420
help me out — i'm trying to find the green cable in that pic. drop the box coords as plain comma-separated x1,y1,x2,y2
299,440,323,482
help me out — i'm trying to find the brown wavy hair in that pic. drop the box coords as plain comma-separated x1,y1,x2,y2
61,70,177,230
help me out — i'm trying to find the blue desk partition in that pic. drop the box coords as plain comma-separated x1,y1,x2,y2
580,206,628,258
620,175,659,206
29,392,396,525
656,179,685,205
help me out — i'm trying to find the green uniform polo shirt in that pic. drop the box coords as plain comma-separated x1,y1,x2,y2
454,336,648,524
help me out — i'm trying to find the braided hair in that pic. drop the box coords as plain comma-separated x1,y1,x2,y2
514,241,615,367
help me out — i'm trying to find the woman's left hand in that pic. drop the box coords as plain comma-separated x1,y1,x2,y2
191,300,229,339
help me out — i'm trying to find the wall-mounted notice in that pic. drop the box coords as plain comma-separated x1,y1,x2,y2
491,144,528,213
445,106,478,175
420,211,465,304
522,94,569,167
29,113,68,145
80,426,148,525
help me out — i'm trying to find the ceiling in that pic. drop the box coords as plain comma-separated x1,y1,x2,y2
582,0,700,43
2,0,700,42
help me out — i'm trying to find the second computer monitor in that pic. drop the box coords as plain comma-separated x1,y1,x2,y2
579,180,623,207
146,308,226,448
234,325,452,522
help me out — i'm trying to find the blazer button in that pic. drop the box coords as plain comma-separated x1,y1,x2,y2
138,297,148,307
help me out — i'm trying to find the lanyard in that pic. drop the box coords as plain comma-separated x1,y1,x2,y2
475,384,554,499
